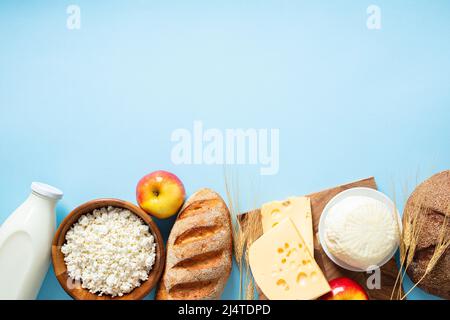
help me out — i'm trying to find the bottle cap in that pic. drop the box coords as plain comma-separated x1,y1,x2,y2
31,182,63,200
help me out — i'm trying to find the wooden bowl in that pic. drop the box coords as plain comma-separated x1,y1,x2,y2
52,199,165,300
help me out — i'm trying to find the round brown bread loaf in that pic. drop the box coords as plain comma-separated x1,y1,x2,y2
403,170,450,299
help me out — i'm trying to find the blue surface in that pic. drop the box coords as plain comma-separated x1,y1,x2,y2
1,1,449,300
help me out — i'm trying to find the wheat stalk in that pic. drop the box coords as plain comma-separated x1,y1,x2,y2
224,168,261,300
245,280,255,300
224,167,244,299
395,201,426,299
400,204,449,300
391,178,429,300
390,185,404,300
398,201,426,299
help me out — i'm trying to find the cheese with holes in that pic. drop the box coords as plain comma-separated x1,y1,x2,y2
249,218,330,300
261,196,313,255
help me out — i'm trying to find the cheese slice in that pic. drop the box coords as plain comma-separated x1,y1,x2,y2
249,218,330,300
261,196,314,255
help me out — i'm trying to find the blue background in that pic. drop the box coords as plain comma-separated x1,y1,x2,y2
1,1,449,300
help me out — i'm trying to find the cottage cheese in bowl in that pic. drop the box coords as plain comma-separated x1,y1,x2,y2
319,188,400,272
61,206,156,297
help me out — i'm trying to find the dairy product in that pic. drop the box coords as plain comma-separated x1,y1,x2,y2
61,206,156,297
324,195,399,270
249,218,330,300
261,196,313,255
0,182,63,299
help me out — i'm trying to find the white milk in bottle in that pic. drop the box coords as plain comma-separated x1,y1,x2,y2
0,182,63,299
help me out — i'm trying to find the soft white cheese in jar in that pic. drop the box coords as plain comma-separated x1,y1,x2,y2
324,196,399,271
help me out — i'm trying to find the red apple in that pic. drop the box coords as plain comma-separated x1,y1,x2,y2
321,277,369,300
136,170,185,219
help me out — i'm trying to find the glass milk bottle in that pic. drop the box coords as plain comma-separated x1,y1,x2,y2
0,182,63,299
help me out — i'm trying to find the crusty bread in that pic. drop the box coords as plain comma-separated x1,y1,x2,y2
156,188,233,300
403,170,450,299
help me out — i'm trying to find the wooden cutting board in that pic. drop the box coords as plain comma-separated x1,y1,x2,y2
239,177,403,300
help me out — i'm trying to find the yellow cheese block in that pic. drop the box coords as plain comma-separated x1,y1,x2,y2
261,196,314,255
249,218,330,300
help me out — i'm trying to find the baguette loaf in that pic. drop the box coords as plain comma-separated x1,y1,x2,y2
156,188,232,300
